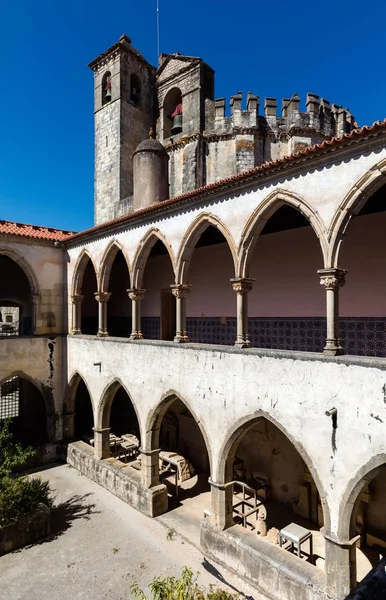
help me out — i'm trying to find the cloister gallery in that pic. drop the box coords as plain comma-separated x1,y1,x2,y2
2,34,386,600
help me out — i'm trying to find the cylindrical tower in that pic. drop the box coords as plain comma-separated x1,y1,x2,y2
133,137,169,211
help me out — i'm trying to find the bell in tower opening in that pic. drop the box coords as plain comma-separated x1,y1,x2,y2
170,103,183,135
102,72,112,105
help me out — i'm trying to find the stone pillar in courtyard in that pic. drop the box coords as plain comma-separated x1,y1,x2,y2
323,529,359,600
209,479,234,530
94,292,111,337
93,427,111,460
231,278,255,348
127,289,146,339
140,447,160,488
171,284,191,343
318,269,347,356
71,294,84,334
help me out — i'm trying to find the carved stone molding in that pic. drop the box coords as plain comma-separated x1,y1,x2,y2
171,284,192,300
318,269,347,290
94,292,111,303
71,294,84,305
127,288,146,302
230,277,255,295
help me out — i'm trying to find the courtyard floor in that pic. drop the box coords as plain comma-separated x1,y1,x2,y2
0,463,261,600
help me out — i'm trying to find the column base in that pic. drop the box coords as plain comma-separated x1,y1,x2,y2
129,332,143,340
174,334,189,343
234,339,252,349
71,329,82,335
97,331,109,338
323,340,345,356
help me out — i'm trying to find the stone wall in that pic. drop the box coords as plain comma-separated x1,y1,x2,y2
0,504,50,556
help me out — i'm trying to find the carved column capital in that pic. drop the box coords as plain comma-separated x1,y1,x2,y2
127,288,146,302
171,284,192,300
71,294,84,305
318,269,347,290
94,291,111,303
230,277,255,295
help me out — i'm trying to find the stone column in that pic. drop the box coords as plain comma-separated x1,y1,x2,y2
323,530,359,599
93,426,111,460
318,269,347,356
140,447,161,488
230,278,255,348
171,284,191,343
127,289,146,340
94,292,111,337
209,479,234,530
30,293,40,335
62,411,75,440
71,294,84,335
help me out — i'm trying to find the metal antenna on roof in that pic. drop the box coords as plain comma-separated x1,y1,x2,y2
156,0,160,58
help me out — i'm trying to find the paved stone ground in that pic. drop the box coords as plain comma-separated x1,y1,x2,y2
0,464,263,600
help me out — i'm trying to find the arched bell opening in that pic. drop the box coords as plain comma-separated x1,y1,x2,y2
163,87,183,139
74,378,94,443
339,182,386,357
185,225,236,345
248,204,324,352
130,73,141,106
0,255,33,336
0,376,48,447
102,71,112,105
150,395,210,511
80,259,98,335
141,239,176,341
221,417,325,569
106,249,131,337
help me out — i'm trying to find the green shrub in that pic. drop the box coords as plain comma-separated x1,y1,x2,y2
0,420,53,527
130,566,239,600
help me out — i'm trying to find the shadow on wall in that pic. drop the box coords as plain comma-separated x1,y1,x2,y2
345,557,386,599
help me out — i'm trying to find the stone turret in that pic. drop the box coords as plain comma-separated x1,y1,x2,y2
133,134,169,211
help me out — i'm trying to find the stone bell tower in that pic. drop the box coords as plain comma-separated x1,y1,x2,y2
89,35,156,225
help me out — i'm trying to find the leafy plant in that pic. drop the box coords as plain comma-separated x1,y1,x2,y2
130,566,239,599
166,527,176,541
0,419,53,527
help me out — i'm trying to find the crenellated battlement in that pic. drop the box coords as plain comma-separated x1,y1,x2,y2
206,91,356,139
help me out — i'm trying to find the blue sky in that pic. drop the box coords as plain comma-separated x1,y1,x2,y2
1,1,385,232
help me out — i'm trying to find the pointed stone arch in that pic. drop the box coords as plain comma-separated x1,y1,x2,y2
144,389,212,472
176,213,238,283
329,158,386,267
98,240,131,293
131,228,176,289
64,371,94,440
0,246,39,295
72,249,98,296
215,408,330,532
337,453,386,541
0,371,55,443
238,189,329,277
96,378,141,433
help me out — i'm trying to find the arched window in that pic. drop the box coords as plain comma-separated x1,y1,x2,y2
102,71,112,106
130,73,141,106
0,254,33,336
163,87,183,139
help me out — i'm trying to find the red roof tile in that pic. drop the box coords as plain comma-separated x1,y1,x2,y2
65,119,386,244
0,220,75,242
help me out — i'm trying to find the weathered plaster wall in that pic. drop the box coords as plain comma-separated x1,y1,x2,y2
0,336,66,439
1,239,66,335
67,335,386,538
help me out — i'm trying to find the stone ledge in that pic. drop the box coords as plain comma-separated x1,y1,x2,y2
0,503,51,556
68,334,386,371
200,520,327,600
67,442,168,518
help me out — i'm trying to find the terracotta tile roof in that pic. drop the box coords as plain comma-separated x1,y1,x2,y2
63,118,386,245
0,220,75,242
